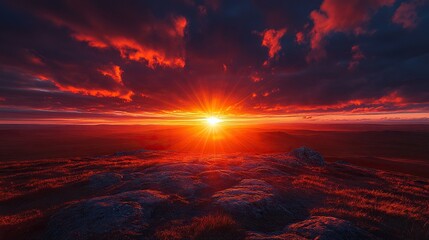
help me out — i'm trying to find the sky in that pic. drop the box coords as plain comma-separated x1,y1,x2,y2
0,0,428,124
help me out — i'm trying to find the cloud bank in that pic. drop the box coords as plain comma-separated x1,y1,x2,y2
0,0,428,122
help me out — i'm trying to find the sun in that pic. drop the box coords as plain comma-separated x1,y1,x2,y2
206,116,222,126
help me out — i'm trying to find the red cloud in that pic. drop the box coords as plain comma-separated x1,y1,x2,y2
173,16,187,37
348,45,365,70
296,32,305,44
37,7,187,68
373,91,404,104
25,53,44,66
107,37,185,68
261,28,287,63
72,30,187,69
56,85,134,102
36,73,133,101
251,73,263,82
72,33,109,49
308,0,394,60
98,65,123,85
392,0,425,29
251,91,408,114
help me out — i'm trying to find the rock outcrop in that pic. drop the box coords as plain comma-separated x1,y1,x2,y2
286,216,375,240
213,179,291,219
46,190,171,240
3,149,424,240
289,147,325,166
88,172,123,190
246,232,306,240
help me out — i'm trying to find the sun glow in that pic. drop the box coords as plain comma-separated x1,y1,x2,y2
206,116,222,126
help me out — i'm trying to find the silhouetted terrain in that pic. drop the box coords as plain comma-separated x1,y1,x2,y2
1,124,429,239
0,148,428,239
1,124,428,177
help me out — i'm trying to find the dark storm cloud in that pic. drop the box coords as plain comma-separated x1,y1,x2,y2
0,0,428,120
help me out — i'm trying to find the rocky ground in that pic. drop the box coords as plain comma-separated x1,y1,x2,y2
1,147,428,239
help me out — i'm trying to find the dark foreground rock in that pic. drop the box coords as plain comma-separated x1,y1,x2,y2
289,146,325,166
88,172,123,190
246,232,306,240
213,179,291,219
286,216,375,240
45,190,172,240
245,216,375,240
1,147,428,240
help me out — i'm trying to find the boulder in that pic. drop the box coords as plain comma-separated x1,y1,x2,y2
198,169,240,190
213,179,291,219
46,190,170,240
140,170,207,197
286,216,375,240
88,172,123,190
246,232,306,240
289,147,325,166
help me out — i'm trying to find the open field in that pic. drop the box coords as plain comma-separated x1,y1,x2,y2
1,148,428,239
1,124,428,239
1,124,428,177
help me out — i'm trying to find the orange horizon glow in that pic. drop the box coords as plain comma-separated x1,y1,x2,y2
1,1,428,130
1,100,427,153
3,74,428,126
0,107,428,126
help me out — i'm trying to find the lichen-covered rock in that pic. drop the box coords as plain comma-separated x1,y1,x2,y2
112,149,146,157
140,170,207,197
213,179,291,219
286,216,375,240
246,232,306,240
88,172,123,190
289,147,325,166
198,169,240,190
45,190,170,240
